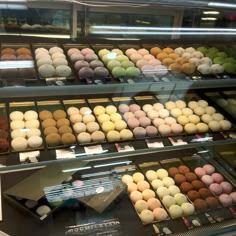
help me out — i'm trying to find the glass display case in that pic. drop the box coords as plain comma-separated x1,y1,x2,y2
0,1,235,236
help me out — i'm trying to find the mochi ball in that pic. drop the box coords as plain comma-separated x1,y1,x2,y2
105,105,117,115
164,117,176,126
153,118,165,127
212,113,224,121
147,110,159,120
188,101,198,110
171,123,183,134
182,108,193,116
133,172,144,183
184,123,197,134
153,103,164,111
159,109,170,118
145,170,158,181
177,116,189,126
142,104,153,113
194,107,205,116
198,100,208,108
175,100,186,109
158,124,171,135
189,115,200,124
165,101,176,110
171,108,182,118
219,120,232,130
201,114,213,124
205,106,216,115
209,121,221,131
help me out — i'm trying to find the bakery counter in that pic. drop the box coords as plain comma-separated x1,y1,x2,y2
0,149,235,236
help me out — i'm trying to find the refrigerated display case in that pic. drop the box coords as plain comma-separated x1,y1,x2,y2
0,1,235,236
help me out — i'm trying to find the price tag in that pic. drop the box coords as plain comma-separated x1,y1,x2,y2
56,149,75,160
115,143,135,152
168,137,187,146
19,151,40,163
146,139,164,148
46,77,66,81
191,134,213,143
84,145,104,155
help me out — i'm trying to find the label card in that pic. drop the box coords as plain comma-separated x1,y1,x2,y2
84,145,104,155
115,143,135,152
146,139,164,148
56,149,76,160
168,137,187,146
19,151,40,163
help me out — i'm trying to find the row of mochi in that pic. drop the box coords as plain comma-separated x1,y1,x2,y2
35,47,72,78
149,46,224,75
67,47,109,79
9,110,42,151
118,103,183,136
122,172,168,224
122,169,195,222
98,48,141,78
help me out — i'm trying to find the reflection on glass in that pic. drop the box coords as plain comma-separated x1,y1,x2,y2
87,12,174,39
0,8,71,35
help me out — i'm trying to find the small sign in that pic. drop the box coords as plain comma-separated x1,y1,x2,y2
182,216,201,230
168,137,187,146
19,151,40,163
56,149,75,160
84,145,104,155
146,139,164,148
115,143,135,152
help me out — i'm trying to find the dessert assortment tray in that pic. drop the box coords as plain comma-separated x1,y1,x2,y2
118,154,235,233
0,91,234,159
0,43,236,87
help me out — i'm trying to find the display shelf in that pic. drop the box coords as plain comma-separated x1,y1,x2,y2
0,148,235,236
0,80,236,100
0,1,235,236
1,137,236,173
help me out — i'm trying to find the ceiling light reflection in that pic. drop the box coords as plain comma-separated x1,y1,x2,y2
208,2,236,8
201,17,217,21
203,11,220,15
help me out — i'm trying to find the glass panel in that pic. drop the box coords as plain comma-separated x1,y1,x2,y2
182,8,236,39
0,7,71,38
86,12,174,39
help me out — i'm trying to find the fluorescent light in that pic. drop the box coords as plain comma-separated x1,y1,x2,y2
208,2,236,8
201,17,217,21
0,61,34,69
62,166,92,173
91,26,236,32
0,4,27,10
94,161,132,168
90,25,236,36
203,11,220,15
91,31,236,35
0,33,70,39
105,38,140,41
